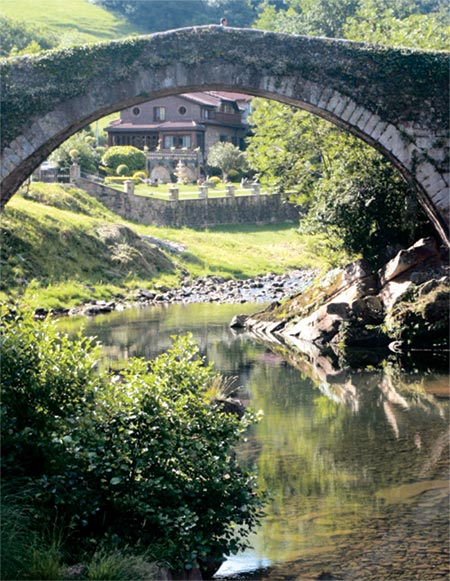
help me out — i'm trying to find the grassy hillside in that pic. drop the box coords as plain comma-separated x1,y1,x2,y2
1,0,141,44
1,183,331,310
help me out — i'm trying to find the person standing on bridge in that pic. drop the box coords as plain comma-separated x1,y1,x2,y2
220,17,228,26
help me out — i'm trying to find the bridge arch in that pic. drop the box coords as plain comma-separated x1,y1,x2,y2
1,26,448,241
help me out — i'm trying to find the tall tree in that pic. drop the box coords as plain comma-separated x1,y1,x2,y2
248,0,442,263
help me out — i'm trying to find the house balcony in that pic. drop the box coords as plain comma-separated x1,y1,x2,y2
146,149,203,162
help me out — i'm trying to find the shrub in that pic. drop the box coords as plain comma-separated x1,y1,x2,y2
227,169,241,182
133,170,148,180
208,176,221,186
116,164,129,176
1,308,264,573
101,146,146,174
49,131,100,174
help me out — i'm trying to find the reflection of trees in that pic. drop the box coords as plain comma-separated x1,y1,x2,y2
245,342,449,563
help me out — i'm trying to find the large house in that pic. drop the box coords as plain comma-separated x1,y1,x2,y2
105,91,251,182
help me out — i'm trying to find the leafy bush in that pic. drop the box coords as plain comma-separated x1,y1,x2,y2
207,142,249,181
226,169,241,182
1,308,264,573
101,146,146,174
133,170,148,180
0,15,58,57
116,164,129,176
49,131,100,174
208,176,221,185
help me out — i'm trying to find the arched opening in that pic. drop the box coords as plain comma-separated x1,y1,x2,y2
1,27,448,241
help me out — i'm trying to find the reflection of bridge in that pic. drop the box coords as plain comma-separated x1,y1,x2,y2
1,26,448,241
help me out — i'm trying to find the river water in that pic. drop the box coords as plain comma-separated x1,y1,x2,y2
62,302,450,580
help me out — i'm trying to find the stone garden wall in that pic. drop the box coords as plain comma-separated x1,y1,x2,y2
75,177,300,227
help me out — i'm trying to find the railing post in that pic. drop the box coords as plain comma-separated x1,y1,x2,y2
69,162,81,181
226,185,235,198
169,187,179,201
252,183,261,196
199,185,208,199
124,179,135,195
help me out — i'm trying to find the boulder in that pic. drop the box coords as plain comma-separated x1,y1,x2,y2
230,314,248,328
378,237,439,286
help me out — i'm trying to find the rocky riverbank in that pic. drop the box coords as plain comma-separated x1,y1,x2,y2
233,237,449,353
34,269,317,319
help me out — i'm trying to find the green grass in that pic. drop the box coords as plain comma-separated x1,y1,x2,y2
1,0,141,45
1,183,333,309
122,182,270,200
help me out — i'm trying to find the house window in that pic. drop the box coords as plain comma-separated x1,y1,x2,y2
219,135,228,142
154,106,166,121
163,135,192,149
164,135,176,148
132,107,141,116
178,106,187,115
179,135,191,148
221,103,234,114
203,108,211,119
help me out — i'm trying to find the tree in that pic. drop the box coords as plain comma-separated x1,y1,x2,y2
49,131,100,174
101,146,146,174
207,142,249,181
246,99,333,198
0,16,57,57
299,146,427,266
90,0,279,31
248,0,445,264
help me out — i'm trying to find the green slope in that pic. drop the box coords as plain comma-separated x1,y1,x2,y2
0,0,141,44
0,183,329,310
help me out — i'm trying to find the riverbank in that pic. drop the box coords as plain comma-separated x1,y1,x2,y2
237,237,450,354
1,182,333,311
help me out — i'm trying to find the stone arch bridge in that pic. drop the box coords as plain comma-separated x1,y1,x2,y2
1,26,449,242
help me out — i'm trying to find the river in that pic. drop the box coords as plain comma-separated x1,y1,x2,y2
61,302,450,580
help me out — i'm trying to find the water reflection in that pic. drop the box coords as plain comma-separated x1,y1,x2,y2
63,304,449,580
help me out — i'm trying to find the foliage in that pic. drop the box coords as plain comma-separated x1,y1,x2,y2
1,310,264,571
101,146,146,174
248,0,447,265
299,146,428,265
0,15,58,57
344,0,450,49
86,550,159,580
207,142,249,181
49,131,100,174
133,170,148,180
116,163,129,176
90,0,282,31
0,0,139,47
246,100,331,197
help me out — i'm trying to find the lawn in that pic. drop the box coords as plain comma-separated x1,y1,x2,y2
1,183,333,309
1,0,141,44
127,183,267,200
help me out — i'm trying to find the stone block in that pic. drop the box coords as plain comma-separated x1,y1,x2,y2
377,124,398,152
368,121,388,141
326,93,347,116
347,106,366,126
338,101,357,122
362,113,382,135
317,87,334,110
378,237,439,286
356,110,374,131
15,135,34,158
